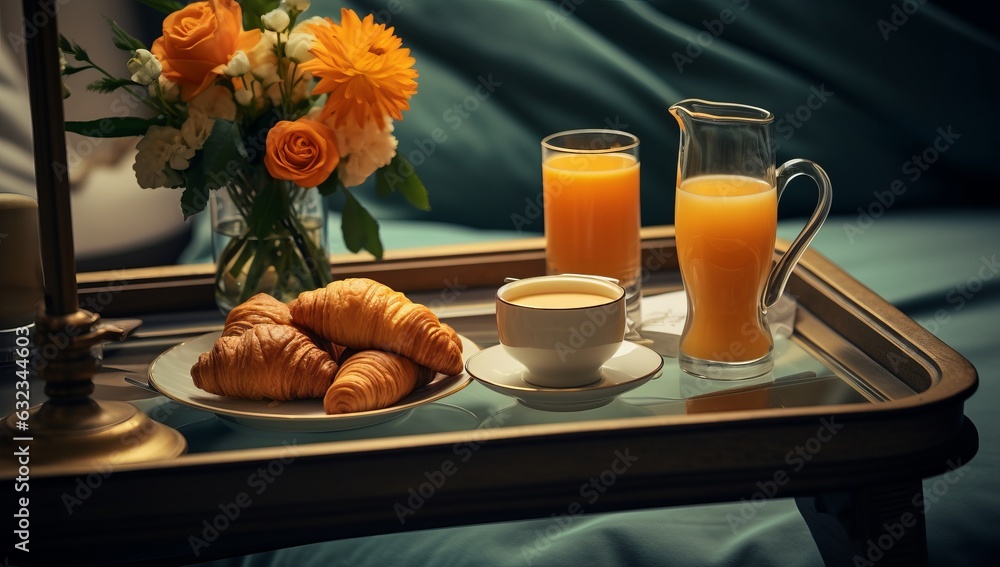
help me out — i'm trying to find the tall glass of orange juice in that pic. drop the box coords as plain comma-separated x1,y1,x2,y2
670,100,832,380
541,130,642,336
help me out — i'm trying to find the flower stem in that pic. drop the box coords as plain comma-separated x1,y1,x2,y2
280,184,330,287
226,235,256,279
238,239,271,304
215,175,329,308
281,213,330,287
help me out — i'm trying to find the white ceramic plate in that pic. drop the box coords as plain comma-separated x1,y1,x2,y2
465,341,664,412
148,332,477,432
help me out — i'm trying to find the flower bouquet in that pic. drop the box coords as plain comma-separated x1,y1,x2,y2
60,0,429,310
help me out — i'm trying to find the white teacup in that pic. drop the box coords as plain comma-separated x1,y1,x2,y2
496,275,626,388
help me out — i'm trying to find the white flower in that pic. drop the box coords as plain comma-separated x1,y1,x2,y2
224,50,250,77
251,62,279,85
284,33,314,63
261,8,290,33
235,88,255,107
246,32,279,92
285,16,326,63
246,32,280,85
181,107,215,150
127,49,161,86
333,118,398,187
60,50,71,98
282,0,310,12
190,85,237,121
264,82,283,107
133,126,192,188
148,74,180,102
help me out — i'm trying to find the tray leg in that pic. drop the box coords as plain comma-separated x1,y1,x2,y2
796,480,927,566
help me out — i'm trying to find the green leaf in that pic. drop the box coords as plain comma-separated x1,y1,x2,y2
341,188,384,259
242,108,283,165
374,169,393,199
61,65,91,76
375,154,431,211
190,121,250,178
65,116,166,137
61,37,89,62
58,34,73,54
105,17,146,52
179,184,212,220
239,0,282,31
87,77,135,93
182,121,252,219
135,0,185,13
317,175,342,197
247,183,284,240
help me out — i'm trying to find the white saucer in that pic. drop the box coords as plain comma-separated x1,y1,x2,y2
466,342,664,412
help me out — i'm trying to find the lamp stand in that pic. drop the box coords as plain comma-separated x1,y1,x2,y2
2,309,185,473
2,0,186,474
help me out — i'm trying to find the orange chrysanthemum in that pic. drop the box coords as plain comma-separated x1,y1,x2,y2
299,9,418,129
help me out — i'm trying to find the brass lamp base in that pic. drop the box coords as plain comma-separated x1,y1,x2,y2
2,398,186,474
1,308,186,476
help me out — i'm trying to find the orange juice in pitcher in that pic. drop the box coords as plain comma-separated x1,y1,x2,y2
670,100,832,380
675,174,777,361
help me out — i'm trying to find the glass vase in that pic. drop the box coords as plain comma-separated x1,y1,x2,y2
210,178,330,313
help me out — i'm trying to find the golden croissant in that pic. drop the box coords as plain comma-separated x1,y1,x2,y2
324,350,435,415
192,324,339,401
290,278,464,375
222,293,293,338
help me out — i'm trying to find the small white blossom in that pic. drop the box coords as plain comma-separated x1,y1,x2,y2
224,50,250,77
282,0,310,12
127,49,161,86
235,88,255,107
245,32,279,86
285,33,315,63
333,118,398,187
264,82,283,107
60,50,71,98
148,75,180,102
261,8,290,33
284,33,314,63
190,85,237,121
244,81,266,109
285,16,326,63
133,125,192,188
251,62,279,86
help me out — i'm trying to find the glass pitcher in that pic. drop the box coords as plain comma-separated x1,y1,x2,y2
669,99,832,380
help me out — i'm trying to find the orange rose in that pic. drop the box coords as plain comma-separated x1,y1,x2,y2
151,0,261,101
265,119,341,188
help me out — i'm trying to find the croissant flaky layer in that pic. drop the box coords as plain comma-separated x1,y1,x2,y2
192,324,339,401
324,350,435,415
222,293,293,338
290,278,464,375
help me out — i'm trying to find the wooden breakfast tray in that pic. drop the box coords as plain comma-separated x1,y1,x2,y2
13,233,979,566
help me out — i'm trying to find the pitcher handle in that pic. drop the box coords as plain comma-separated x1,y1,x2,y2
761,158,832,310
